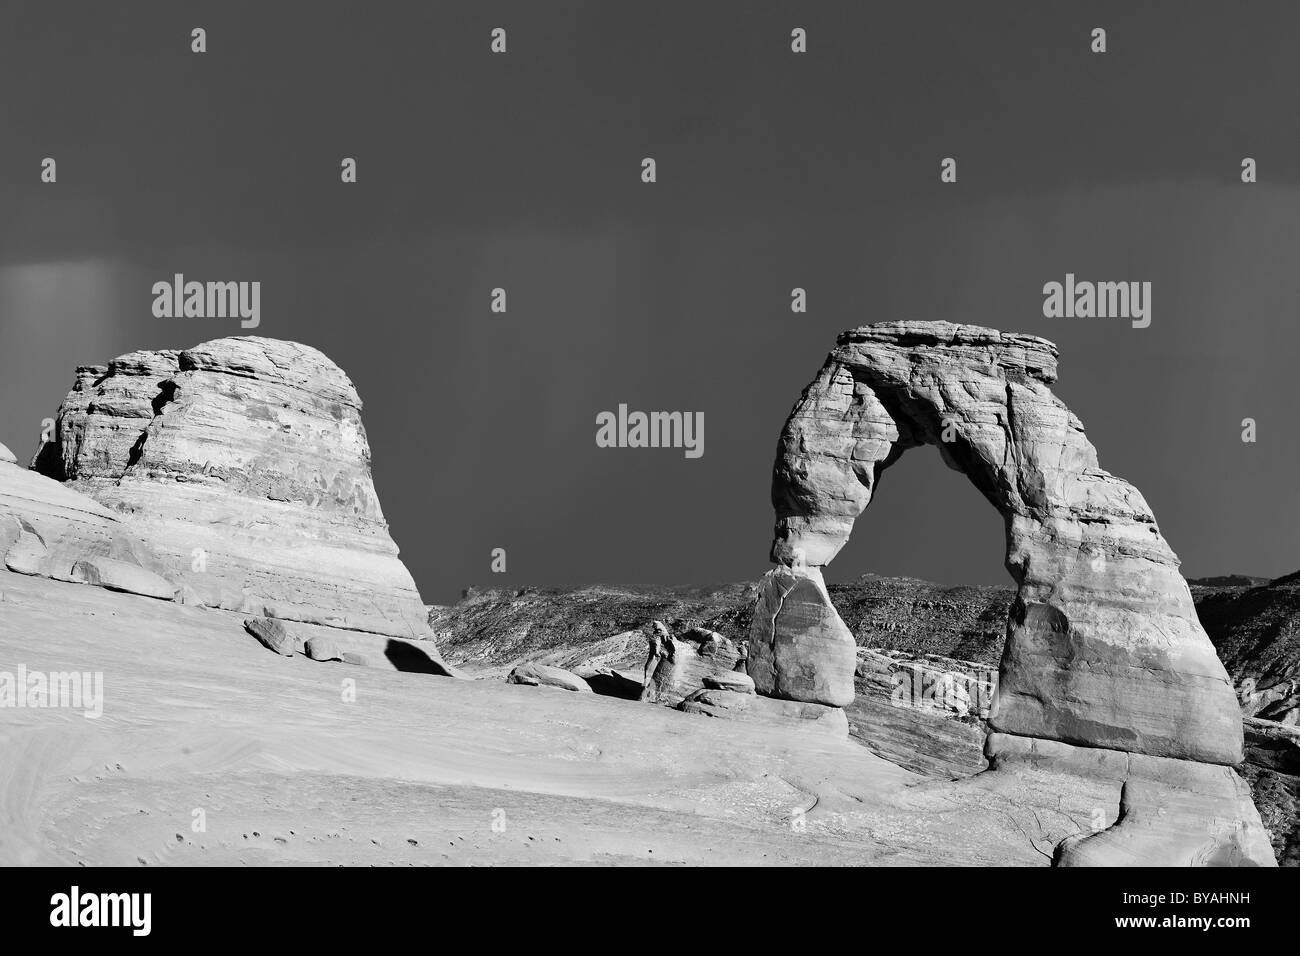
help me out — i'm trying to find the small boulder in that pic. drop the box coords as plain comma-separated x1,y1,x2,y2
0,441,15,464
70,557,175,601
245,617,296,657
304,636,343,662
507,661,592,693
4,531,47,575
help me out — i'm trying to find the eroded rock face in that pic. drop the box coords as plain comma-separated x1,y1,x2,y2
640,621,744,706
748,566,855,707
756,322,1242,768
983,735,1274,867
507,662,592,693
0,460,174,596
31,337,431,640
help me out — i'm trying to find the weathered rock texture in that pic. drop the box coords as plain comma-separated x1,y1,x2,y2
640,621,744,706
1194,572,1300,726
422,573,1293,862
981,735,1274,867
31,337,431,640
749,566,856,707
0,460,174,597
507,662,592,693
755,322,1242,767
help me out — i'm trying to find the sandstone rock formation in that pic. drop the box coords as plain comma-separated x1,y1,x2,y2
245,617,296,657
70,557,174,600
0,459,175,598
31,336,434,642
749,566,855,707
754,321,1269,865
992,737,1275,867
639,621,744,706
507,662,592,693
304,636,343,662
755,321,1241,766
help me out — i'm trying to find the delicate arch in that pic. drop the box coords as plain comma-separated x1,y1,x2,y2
748,322,1242,766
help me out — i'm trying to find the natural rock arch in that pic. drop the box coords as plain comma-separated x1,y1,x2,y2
747,321,1242,766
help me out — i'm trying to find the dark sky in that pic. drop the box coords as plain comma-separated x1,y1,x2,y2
1,1,1297,603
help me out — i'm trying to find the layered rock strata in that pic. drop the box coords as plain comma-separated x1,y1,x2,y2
751,321,1270,865
30,336,432,640
0,460,174,598
640,621,745,705
753,321,1241,766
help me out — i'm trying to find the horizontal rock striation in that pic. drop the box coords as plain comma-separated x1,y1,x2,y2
756,321,1243,767
31,336,432,640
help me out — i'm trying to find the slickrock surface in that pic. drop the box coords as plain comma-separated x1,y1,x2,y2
31,337,431,641
0,566,1288,866
0,460,174,597
426,573,1297,863
760,322,1242,767
982,735,1275,867
678,689,850,738
0,570,960,868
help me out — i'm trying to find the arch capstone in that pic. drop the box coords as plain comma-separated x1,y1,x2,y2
748,321,1243,767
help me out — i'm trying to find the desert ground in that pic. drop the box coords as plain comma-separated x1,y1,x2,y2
0,568,1100,867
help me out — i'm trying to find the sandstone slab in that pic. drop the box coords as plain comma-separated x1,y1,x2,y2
0,460,171,588
70,557,175,600
982,734,1274,867
507,662,592,693
304,636,343,662
245,617,297,657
